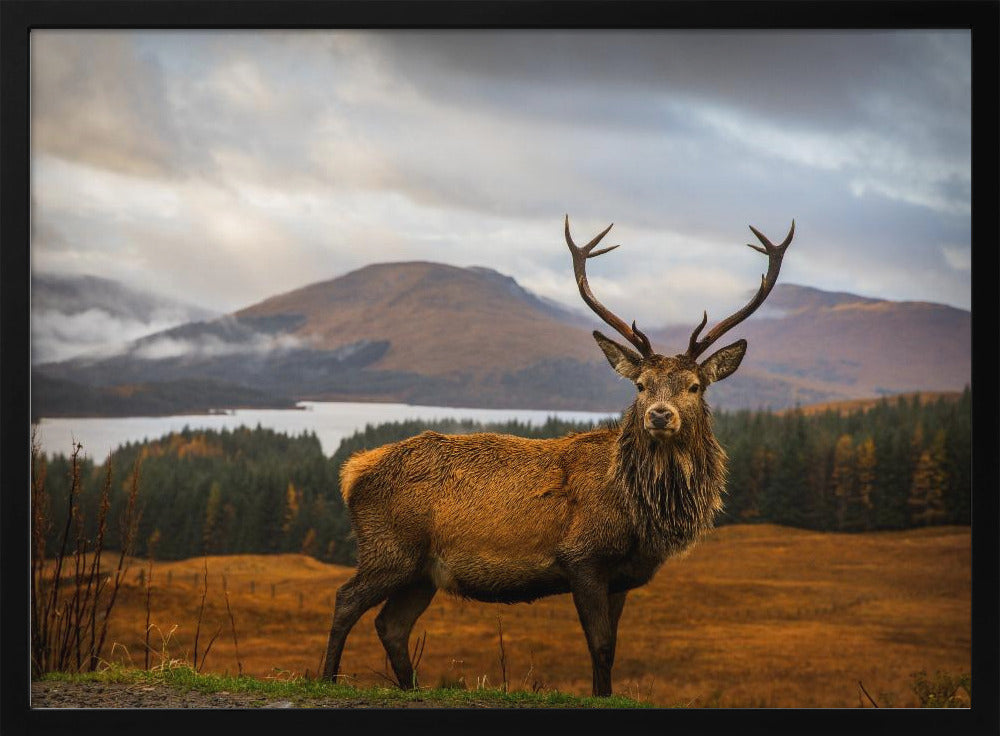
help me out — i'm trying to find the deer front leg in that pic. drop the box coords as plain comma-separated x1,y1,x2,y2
608,589,628,663
569,570,618,697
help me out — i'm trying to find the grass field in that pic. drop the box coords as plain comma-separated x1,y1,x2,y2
90,524,970,708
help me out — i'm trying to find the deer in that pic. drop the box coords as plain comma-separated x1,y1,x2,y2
321,215,795,697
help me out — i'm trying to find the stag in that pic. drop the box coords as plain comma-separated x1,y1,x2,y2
322,215,794,696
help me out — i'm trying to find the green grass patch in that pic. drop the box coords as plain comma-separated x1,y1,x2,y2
37,666,653,709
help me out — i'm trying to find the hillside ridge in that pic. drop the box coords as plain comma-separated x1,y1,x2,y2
33,262,970,415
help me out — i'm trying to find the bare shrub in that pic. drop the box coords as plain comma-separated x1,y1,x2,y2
31,430,142,675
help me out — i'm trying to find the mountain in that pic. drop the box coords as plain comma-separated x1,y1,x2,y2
33,264,971,416
234,261,599,376
759,283,882,314
36,262,622,412
31,273,218,364
650,284,970,405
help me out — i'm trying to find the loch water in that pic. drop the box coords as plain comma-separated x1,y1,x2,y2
33,401,617,460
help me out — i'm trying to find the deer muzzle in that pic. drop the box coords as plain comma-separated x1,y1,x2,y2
644,403,681,439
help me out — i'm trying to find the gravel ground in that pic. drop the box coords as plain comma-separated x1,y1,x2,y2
30,680,444,709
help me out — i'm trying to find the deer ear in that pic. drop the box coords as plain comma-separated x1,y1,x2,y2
593,331,643,381
700,339,747,385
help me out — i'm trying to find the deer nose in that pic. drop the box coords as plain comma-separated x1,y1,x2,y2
648,407,674,429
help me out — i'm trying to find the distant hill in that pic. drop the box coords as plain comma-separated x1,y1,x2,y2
234,261,600,376
33,264,971,416
30,373,296,422
775,390,966,417
651,284,971,405
32,273,218,364
760,283,881,314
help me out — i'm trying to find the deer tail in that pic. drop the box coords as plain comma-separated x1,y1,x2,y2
339,446,390,503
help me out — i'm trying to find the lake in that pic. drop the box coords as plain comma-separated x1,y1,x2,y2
33,401,618,461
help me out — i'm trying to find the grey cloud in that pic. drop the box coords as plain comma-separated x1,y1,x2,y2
31,31,182,178
363,31,970,223
374,31,969,138
29,29,971,339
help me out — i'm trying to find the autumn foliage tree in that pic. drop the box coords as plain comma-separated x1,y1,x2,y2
908,429,950,526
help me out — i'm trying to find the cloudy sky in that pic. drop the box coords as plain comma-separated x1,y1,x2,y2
30,30,971,355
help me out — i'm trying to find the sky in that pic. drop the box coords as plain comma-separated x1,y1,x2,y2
30,30,971,360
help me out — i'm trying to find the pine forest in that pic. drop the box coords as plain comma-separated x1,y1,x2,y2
34,389,971,566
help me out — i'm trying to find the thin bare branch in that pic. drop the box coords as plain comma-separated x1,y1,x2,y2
496,614,509,694
197,626,224,673
222,574,243,676
858,680,880,708
193,557,210,671
410,630,427,687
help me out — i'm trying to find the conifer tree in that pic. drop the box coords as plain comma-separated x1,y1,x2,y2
202,482,223,554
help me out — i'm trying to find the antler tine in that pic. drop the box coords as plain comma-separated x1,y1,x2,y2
687,310,708,356
687,220,795,360
565,215,653,357
747,220,795,254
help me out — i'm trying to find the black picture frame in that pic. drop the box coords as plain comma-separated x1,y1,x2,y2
2,2,997,735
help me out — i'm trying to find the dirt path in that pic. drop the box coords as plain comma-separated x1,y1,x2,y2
30,680,445,709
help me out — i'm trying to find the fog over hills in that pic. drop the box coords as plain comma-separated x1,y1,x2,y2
32,264,971,417
32,273,218,364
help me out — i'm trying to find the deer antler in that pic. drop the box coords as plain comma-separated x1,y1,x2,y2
686,220,795,360
565,214,653,358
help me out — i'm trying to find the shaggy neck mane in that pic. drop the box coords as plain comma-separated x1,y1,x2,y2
612,403,727,553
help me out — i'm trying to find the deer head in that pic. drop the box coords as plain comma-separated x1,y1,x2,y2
565,215,794,443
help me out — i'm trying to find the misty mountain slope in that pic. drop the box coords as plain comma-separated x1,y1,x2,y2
33,264,971,416
235,261,599,376
32,272,218,364
35,262,625,411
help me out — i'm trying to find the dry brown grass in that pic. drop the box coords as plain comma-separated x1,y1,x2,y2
91,524,970,707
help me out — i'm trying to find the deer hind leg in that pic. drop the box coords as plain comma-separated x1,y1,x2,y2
374,577,437,689
322,551,422,682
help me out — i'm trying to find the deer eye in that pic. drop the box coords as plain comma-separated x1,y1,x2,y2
689,383,700,393
636,382,645,392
